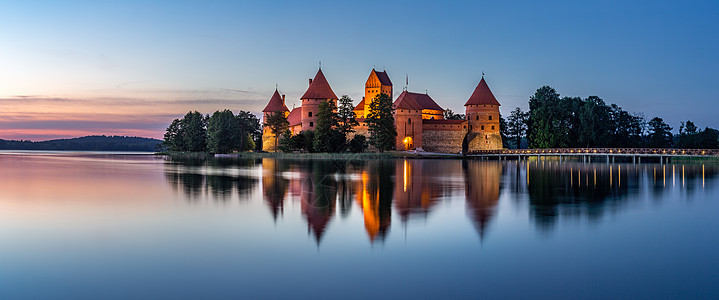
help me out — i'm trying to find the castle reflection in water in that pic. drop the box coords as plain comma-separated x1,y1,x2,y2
164,157,717,244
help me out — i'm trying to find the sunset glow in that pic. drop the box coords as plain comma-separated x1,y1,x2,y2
2,1,718,141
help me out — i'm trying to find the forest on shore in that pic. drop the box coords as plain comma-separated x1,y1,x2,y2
502,86,719,149
0,136,162,151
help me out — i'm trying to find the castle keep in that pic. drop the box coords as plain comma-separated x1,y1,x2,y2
262,68,503,153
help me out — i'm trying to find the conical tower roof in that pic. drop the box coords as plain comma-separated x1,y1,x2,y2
262,89,289,112
465,77,500,106
301,69,338,100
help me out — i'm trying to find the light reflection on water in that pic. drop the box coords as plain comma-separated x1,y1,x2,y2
1,153,718,299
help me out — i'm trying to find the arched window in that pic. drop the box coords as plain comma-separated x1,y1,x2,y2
481,125,485,130
310,122,313,127
488,115,492,120
476,116,479,120
491,125,495,130
408,118,412,124
308,111,312,117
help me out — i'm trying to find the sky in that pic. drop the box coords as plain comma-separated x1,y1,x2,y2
1,0,717,141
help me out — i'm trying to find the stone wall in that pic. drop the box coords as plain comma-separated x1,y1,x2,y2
466,131,503,151
422,128,467,154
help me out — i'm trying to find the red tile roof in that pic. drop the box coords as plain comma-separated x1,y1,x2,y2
300,69,338,100
354,97,365,111
262,89,289,113
407,92,443,111
374,69,392,86
287,107,302,126
465,77,500,106
393,91,423,110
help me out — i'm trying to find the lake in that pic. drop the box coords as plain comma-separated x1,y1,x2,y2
1,152,718,299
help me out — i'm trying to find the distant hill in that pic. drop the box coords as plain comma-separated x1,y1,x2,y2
0,135,162,152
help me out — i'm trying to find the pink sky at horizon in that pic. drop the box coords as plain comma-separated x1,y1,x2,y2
0,91,269,141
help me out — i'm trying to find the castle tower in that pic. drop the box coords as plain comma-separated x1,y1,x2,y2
393,91,424,150
300,69,338,132
356,69,392,119
464,76,502,151
261,89,289,152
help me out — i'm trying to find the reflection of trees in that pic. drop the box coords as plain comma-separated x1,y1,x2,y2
525,161,719,233
463,160,502,240
164,156,258,202
527,162,637,232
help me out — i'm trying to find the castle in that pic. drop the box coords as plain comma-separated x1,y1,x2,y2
262,68,503,153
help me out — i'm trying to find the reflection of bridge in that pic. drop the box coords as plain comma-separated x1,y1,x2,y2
468,148,719,163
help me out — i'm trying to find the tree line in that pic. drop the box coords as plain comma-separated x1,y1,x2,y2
0,135,161,151
162,110,262,153
503,85,719,149
264,93,397,153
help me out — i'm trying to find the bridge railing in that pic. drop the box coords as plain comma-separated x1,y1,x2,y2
467,148,719,156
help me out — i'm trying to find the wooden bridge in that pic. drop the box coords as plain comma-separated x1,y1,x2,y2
467,148,719,163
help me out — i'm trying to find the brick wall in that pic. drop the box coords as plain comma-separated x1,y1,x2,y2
422,128,467,153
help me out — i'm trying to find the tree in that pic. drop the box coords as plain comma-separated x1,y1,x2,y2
184,111,208,152
313,100,345,152
349,134,368,153
366,93,397,152
575,96,612,147
507,107,528,149
647,117,673,148
527,86,570,148
163,119,183,151
337,95,358,139
499,113,509,149
444,109,465,120
264,111,290,151
237,110,261,151
207,109,241,154
162,111,207,152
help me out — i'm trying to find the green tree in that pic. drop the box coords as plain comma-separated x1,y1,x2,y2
237,110,261,151
313,100,344,152
264,111,289,151
648,117,673,148
337,95,358,139
500,113,509,148
207,109,241,154
366,93,397,152
163,111,207,152
444,109,465,120
527,86,570,148
608,104,643,147
507,107,528,149
163,119,183,151
575,96,612,147
349,134,368,153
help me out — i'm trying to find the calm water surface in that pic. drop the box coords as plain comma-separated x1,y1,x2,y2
1,152,718,299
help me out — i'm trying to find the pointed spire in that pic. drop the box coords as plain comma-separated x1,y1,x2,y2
464,77,501,106
301,69,338,100
262,89,290,112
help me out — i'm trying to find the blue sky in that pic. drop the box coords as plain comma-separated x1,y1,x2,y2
1,0,717,140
